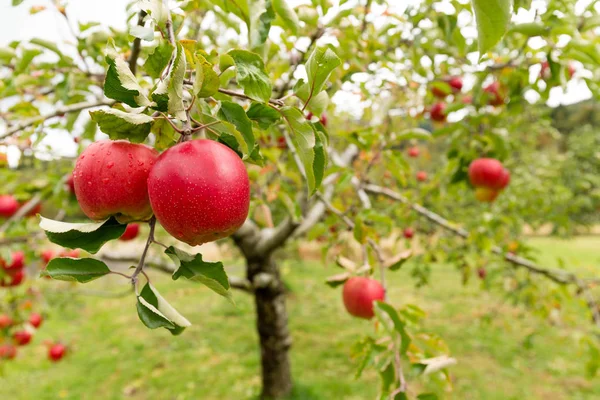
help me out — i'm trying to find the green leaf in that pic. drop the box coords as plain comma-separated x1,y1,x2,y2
130,25,155,41
303,46,341,102
39,216,127,254
295,81,330,115
165,246,233,304
313,129,327,189
151,43,186,120
219,53,235,73
104,38,151,107
194,53,220,98
145,41,174,79
278,106,320,194
137,0,169,31
374,302,411,354
30,38,70,63
509,22,547,37
89,109,154,143
12,0,26,5
0,47,16,62
44,258,111,283
471,0,512,56
151,117,177,150
218,101,255,156
395,128,432,141
246,102,281,130
15,48,42,74
417,394,439,400
137,283,191,335
228,49,272,103
251,0,275,48
272,0,299,34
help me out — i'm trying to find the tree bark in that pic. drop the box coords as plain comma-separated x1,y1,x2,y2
247,255,293,399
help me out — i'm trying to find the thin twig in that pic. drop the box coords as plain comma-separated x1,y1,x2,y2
128,10,148,74
131,217,156,285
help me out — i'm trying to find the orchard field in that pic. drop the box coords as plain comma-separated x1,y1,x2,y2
1,0,600,399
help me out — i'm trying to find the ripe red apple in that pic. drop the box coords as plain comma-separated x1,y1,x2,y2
539,61,550,80
59,249,80,258
474,187,499,203
0,314,13,329
448,76,463,92
468,158,508,190
65,174,75,194
29,313,43,329
306,112,314,120
41,249,55,265
403,227,414,239
3,251,25,272
342,277,385,319
477,267,487,279
119,223,140,241
430,102,446,122
567,63,576,79
48,343,67,362
408,147,420,158
277,137,286,149
320,114,328,126
1,269,25,288
0,195,19,218
0,344,17,360
73,140,159,223
416,171,427,182
430,85,449,99
13,330,32,346
483,82,504,106
148,139,250,246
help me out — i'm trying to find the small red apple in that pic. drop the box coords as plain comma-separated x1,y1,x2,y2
408,147,420,158
430,102,446,122
13,330,33,346
4,251,25,272
277,137,286,149
73,140,159,223
0,344,17,360
59,249,80,258
320,114,328,126
120,223,140,241
539,61,550,80
477,268,487,279
430,85,449,99
306,112,313,120
403,227,414,239
474,187,499,203
448,76,463,93
342,277,385,319
462,95,473,105
0,195,20,218
29,313,43,329
41,249,55,265
0,314,13,329
1,269,25,287
468,158,508,190
567,63,576,79
147,139,250,246
48,343,67,362
483,82,504,106
416,171,427,182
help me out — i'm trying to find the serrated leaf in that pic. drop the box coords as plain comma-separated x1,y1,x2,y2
246,102,281,129
228,49,272,103
137,283,191,335
130,25,155,41
303,47,341,105
273,0,299,34
89,109,154,143
165,246,233,304
39,216,127,254
151,43,186,120
151,117,177,150
44,258,111,283
218,101,255,156
104,38,151,107
194,53,219,98
145,40,174,79
471,0,511,56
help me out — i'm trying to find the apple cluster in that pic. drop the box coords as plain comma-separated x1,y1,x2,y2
72,139,250,246
468,158,511,202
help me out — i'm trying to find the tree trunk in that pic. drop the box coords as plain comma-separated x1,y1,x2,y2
247,255,293,399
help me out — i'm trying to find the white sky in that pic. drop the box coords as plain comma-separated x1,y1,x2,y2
0,0,593,163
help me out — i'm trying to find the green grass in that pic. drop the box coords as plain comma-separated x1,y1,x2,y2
1,237,599,399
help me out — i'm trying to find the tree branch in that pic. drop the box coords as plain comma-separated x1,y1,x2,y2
255,218,300,255
128,10,148,75
1,99,115,140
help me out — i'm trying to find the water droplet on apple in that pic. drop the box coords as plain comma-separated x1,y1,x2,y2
106,162,114,169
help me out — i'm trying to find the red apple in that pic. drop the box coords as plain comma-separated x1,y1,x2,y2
468,158,508,190
539,61,550,80
0,344,17,360
403,227,414,239
120,223,140,241
0,195,19,218
448,76,463,92
483,82,504,106
48,343,67,362
59,249,80,258
277,137,286,149
342,277,385,319
430,85,449,99
0,314,12,329
41,249,55,265
148,139,250,246
320,114,328,127
73,140,159,223
306,112,314,120
4,251,25,272
567,63,576,79
408,147,420,158
477,268,487,279
29,313,43,329
430,102,446,122
416,171,427,182
1,269,25,287
13,330,32,346
462,95,473,105
474,187,499,203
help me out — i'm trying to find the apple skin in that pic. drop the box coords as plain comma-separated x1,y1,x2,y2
477,268,487,279
408,147,420,158
1,269,25,287
342,277,385,319
13,330,32,346
539,61,550,80
468,158,508,190
0,344,17,360
430,102,446,122
2,251,25,273
403,228,414,239
41,250,55,265
567,63,576,79
320,114,328,127
416,171,428,182
474,187,499,203
448,76,463,92
73,140,159,223
0,195,20,218
483,82,504,106
48,343,67,362
59,249,80,258
0,314,12,329
119,223,140,241
147,139,250,246
29,313,43,329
